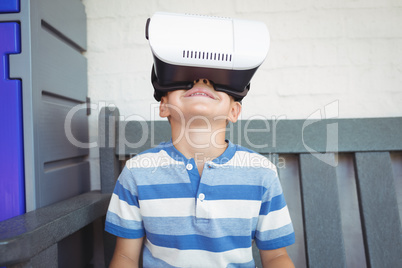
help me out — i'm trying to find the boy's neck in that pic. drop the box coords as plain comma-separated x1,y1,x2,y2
170,118,228,166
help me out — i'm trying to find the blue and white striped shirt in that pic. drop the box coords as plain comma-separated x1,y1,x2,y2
105,140,295,267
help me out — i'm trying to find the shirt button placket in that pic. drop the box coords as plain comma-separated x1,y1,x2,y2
198,193,205,201
186,163,193,170
195,163,211,222
196,192,209,221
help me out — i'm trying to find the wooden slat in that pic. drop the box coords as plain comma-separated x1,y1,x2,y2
38,28,87,102
39,0,87,50
40,93,88,162
336,154,367,267
99,107,121,194
390,152,402,221
117,120,171,156
277,154,306,267
116,118,402,156
299,153,346,267
41,161,90,207
233,118,402,153
354,152,402,267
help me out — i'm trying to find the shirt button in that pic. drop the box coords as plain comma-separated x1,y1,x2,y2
186,163,193,170
199,193,205,201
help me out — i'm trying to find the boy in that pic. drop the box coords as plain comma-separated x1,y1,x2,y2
105,13,295,268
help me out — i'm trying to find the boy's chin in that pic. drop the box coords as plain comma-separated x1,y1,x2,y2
186,104,219,115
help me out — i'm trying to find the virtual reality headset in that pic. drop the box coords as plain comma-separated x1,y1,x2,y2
146,12,270,101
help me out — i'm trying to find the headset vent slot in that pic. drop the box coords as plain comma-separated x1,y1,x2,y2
182,50,232,62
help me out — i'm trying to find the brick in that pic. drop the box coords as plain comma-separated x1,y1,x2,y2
313,10,345,39
390,0,402,7
344,8,402,38
339,92,402,118
156,0,235,15
234,0,310,13
263,12,314,40
268,40,313,68
345,38,402,66
313,0,391,9
86,17,150,59
87,73,120,99
312,0,342,9
312,39,342,66
83,0,156,19
344,0,394,9
124,16,151,46
119,72,152,101
349,64,402,93
346,38,402,65
240,95,284,119
309,66,349,94
119,99,158,121
265,67,309,97
114,0,156,17
394,40,402,65
271,66,349,97
86,46,151,75
345,39,371,65
369,39,400,65
266,10,344,40
86,18,122,52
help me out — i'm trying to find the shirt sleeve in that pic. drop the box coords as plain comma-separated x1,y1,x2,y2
105,165,145,239
255,169,295,250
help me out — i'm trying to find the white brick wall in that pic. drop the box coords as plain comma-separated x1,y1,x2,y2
82,0,402,189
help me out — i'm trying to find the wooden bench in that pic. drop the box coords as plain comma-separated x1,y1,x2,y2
0,0,101,266
99,106,402,267
0,191,110,267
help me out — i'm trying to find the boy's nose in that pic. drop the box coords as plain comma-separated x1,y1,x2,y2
193,78,212,86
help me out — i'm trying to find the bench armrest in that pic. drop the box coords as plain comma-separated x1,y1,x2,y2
0,191,111,266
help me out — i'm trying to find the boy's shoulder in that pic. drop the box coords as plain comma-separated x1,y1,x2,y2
220,142,278,174
125,141,181,170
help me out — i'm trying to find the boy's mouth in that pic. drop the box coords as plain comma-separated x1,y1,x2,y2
184,88,216,99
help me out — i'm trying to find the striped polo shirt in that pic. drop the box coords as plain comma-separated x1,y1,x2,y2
105,140,295,267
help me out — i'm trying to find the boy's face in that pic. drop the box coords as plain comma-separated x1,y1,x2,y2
159,79,241,124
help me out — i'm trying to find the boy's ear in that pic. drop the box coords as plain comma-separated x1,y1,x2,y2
159,96,170,118
227,101,242,123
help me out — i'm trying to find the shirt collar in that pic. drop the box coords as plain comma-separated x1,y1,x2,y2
162,139,236,165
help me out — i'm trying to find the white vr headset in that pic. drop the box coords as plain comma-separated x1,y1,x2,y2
146,12,270,101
